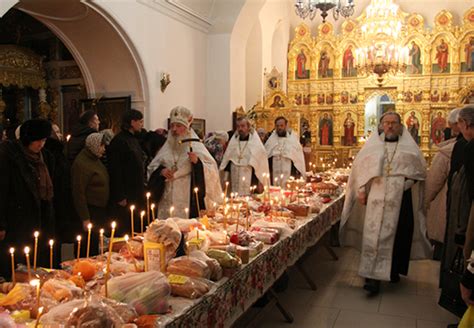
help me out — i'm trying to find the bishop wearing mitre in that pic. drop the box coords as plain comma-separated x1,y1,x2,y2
147,106,222,218
265,116,306,186
220,116,269,195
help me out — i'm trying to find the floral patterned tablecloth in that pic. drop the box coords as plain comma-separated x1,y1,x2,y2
161,194,345,328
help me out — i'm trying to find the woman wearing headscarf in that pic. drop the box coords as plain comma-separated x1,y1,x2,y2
71,133,109,255
0,119,55,279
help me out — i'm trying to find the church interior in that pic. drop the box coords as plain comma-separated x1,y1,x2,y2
0,0,473,327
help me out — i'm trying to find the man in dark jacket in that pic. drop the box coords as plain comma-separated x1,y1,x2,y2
66,110,100,163
0,119,55,279
107,109,145,233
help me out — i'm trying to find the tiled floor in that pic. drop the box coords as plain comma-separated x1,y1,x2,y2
236,247,460,328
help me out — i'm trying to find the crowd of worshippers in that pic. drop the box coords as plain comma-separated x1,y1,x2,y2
340,104,474,326
0,106,306,279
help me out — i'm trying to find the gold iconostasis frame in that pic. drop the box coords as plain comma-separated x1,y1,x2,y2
253,6,474,167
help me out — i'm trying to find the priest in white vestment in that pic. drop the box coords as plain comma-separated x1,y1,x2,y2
340,112,431,294
265,116,306,187
220,117,269,195
147,106,222,219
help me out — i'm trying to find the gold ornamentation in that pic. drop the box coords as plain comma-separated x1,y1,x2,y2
0,45,46,89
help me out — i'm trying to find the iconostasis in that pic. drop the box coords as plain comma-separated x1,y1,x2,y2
253,5,474,168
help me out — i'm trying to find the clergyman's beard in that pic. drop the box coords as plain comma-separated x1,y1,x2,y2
277,130,287,137
169,133,188,153
385,132,399,141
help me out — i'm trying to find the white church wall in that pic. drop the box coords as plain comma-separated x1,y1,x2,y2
245,21,263,111
94,0,208,130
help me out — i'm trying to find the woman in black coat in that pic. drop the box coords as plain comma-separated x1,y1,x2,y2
0,119,55,279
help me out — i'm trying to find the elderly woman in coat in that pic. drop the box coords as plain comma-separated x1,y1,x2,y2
424,108,462,248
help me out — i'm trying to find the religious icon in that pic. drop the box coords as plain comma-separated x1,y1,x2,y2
431,111,447,146
341,91,349,104
431,90,440,102
270,95,285,108
462,37,474,72
318,50,331,78
403,91,413,103
434,39,449,73
319,113,333,146
317,93,325,105
405,111,421,145
414,91,423,102
303,94,311,105
296,49,309,79
295,94,302,106
326,93,334,104
408,41,422,74
342,45,356,77
300,119,311,145
350,93,358,104
343,113,356,146
268,77,278,89
441,91,450,102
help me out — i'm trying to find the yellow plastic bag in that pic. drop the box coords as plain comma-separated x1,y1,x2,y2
459,305,474,328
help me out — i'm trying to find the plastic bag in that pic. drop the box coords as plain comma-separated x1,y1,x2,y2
188,250,223,281
144,218,182,261
166,256,211,279
206,249,241,269
41,278,83,311
459,305,474,328
172,218,203,233
108,271,170,315
168,274,211,299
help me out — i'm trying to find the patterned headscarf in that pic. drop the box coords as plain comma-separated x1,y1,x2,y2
85,133,105,158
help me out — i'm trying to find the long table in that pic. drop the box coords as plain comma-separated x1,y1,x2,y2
160,194,345,327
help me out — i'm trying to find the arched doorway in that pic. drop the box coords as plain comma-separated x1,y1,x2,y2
0,1,147,135
364,93,395,137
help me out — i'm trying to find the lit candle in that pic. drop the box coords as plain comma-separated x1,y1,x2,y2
130,205,135,237
35,306,44,328
151,203,156,221
224,181,229,199
9,247,15,283
24,246,31,281
194,187,200,217
146,192,151,225
280,174,284,187
33,231,39,271
76,235,82,260
86,223,92,258
49,240,54,270
245,196,250,230
30,279,40,309
224,206,228,229
99,228,105,257
140,211,145,233
185,207,189,219
105,221,117,298
274,177,278,186
169,206,175,217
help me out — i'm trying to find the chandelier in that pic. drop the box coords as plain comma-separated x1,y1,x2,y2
355,0,408,87
294,0,355,22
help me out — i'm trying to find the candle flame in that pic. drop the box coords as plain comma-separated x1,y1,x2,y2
30,278,40,287
140,211,145,217
146,192,151,198
124,234,129,242
87,223,92,230
194,187,199,193
76,235,82,241
130,205,135,211
49,239,54,246
111,221,117,229
9,247,14,254
34,231,39,238
99,228,104,235
185,208,189,213
24,246,30,254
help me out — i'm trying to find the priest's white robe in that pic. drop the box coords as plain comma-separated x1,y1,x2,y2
147,129,222,218
340,127,431,280
265,130,306,186
220,131,269,195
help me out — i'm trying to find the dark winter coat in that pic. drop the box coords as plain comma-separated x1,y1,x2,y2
107,130,145,206
66,124,96,163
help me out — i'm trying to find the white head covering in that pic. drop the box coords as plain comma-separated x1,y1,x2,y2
170,106,193,128
85,133,105,158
